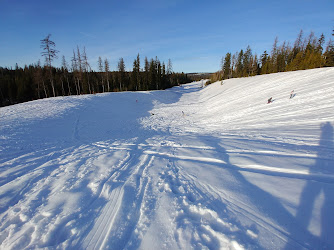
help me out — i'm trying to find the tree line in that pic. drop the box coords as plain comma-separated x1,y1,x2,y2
0,34,190,107
211,30,334,81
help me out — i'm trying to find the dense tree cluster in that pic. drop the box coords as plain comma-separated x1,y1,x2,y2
0,35,190,107
212,30,334,82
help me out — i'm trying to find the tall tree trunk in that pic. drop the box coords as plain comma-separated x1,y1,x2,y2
50,78,56,97
42,80,48,98
67,77,71,96
60,78,65,96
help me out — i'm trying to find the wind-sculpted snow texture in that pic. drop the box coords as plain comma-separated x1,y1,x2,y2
1,68,334,249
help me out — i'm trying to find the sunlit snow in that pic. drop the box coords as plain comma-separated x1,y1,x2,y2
1,68,334,249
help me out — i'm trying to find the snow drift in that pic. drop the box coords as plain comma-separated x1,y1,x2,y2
0,67,334,249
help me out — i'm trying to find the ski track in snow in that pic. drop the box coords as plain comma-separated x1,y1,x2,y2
1,68,334,249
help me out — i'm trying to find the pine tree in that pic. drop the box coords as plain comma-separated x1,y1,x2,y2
104,58,110,92
59,56,67,96
118,57,125,91
293,30,304,58
260,51,269,74
33,60,44,99
61,56,71,95
132,53,140,90
316,34,325,54
277,41,290,72
149,58,156,89
236,49,244,77
251,54,259,75
161,62,167,89
324,39,334,66
244,46,252,76
222,52,231,79
156,57,162,89
271,37,279,73
231,52,238,77
143,57,149,90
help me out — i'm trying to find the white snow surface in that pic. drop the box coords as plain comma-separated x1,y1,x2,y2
1,67,334,249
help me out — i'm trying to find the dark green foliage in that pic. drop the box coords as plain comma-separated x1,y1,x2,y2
236,49,244,77
131,54,141,91
0,33,190,107
0,56,191,107
215,30,332,80
222,53,231,79
324,39,334,67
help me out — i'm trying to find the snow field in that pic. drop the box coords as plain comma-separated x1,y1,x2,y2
0,67,334,249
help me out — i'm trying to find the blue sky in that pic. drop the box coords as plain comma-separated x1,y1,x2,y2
1,0,333,73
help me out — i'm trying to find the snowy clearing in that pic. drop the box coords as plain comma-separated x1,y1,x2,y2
1,67,334,249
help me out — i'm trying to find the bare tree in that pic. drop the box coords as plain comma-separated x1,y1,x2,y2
71,50,80,95
104,58,110,92
98,56,104,92
167,59,173,75
40,34,59,97
82,47,92,94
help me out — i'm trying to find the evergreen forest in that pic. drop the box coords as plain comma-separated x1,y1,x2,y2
212,30,334,82
0,35,190,107
1,30,334,107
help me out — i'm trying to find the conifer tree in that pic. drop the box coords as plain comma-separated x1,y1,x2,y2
156,57,162,89
293,30,304,57
149,58,156,89
271,37,279,72
222,52,231,79
33,60,44,99
132,53,140,90
244,46,252,76
104,58,110,92
231,52,238,77
324,39,334,66
260,51,269,74
144,57,149,90
316,34,325,54
118,57,125,91
61,55,71,95
236,49,244,77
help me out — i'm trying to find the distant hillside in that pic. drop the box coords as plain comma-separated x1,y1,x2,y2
187,72,213,81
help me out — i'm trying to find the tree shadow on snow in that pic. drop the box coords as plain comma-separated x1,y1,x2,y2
285,122,334,249
192,129,333,249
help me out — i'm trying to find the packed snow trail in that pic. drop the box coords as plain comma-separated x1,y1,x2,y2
0,68,334,249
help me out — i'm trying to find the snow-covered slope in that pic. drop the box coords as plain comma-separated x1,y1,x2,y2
1,67,334,249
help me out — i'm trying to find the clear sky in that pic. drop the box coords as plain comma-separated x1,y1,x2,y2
1,0,333,73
